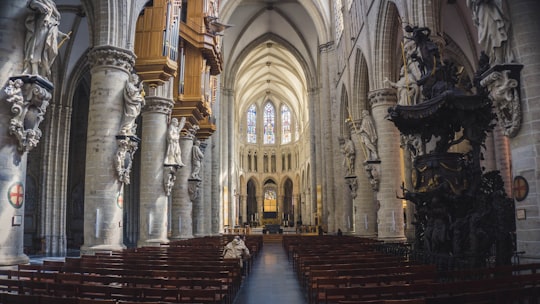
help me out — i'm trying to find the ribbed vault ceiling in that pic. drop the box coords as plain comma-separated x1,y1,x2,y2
220,0,330,126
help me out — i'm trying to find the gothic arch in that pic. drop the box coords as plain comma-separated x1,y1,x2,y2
372,2,401,89
352,49,370,116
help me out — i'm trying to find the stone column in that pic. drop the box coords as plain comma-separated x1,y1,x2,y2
369,89,406,241
137,89,174,247
349,125,378,237
240,194,247,227
190,179,203,237
0,76,52,265
81,46,135,254
503,0,540,262
170,135,194,239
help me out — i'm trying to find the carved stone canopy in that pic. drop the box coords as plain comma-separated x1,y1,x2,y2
3,75,53,152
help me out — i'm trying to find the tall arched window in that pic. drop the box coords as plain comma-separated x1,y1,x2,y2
281,104,291,144
263,102,275,144
247,104,257,143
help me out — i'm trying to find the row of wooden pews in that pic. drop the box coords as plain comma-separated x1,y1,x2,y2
0,235,263,304
283,235,540,304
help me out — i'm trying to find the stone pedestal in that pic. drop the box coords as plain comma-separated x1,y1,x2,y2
138,94,174,247
369,89,406,241
170,136,194,239
81,46,135,254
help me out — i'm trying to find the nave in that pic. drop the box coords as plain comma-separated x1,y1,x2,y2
1,234,540,303
233,236,306,304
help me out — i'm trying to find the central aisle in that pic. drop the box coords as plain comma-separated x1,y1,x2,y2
233,237,307,304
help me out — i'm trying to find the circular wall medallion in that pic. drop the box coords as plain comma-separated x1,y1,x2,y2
8,182,24,209
513,176,529,202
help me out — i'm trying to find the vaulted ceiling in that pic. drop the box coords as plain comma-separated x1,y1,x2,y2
219,0,331,126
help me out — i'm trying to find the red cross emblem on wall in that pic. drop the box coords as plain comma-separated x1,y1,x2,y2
513,176,528,202
117,193,124,209
8,182,24,209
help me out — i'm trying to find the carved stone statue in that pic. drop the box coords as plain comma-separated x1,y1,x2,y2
23,0,69,79
359,110,379,160
120,73,145,136
340,137,356,176
164,117,187,167
384,40,422,105
467,0,514,64
480,69,521,137
191,139,204,179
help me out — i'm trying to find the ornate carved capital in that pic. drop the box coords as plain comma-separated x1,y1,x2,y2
88,46,136,72
480,64,523,137
114,135,140,184
3,75,53,152
142,96,174,115
368,88,397,107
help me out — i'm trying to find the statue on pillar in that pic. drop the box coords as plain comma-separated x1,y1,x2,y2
120,73,145,136
23,0,70,79
466,0,514,65
384,40,422,106
359,110,379,161
339,136,356,176
164,117,187,167
191,139,204,180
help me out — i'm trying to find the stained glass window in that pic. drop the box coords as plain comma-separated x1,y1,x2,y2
263,103,275,144
247,104,257,143
281,105,291,144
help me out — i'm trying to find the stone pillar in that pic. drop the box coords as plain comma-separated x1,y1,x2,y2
503,0,540,261
369,89,406,241
0,76,52,264
190,179,203,236
349,126,378,237
240,194,247,227
170,135,194,239
137,89,174,247
81,46,135,254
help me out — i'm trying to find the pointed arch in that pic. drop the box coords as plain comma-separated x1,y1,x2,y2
263,101,276,144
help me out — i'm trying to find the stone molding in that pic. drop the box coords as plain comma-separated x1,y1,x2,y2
142,96,174,115
87,46,136,72
368,88,397,107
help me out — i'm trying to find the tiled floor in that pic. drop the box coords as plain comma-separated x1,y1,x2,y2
233,240,307,304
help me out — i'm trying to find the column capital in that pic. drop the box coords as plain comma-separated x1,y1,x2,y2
142,96,174,116
223,88,234,96
368,88,397,108
87,46,136,73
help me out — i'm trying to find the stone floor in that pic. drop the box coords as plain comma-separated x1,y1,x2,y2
233,237,307,304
